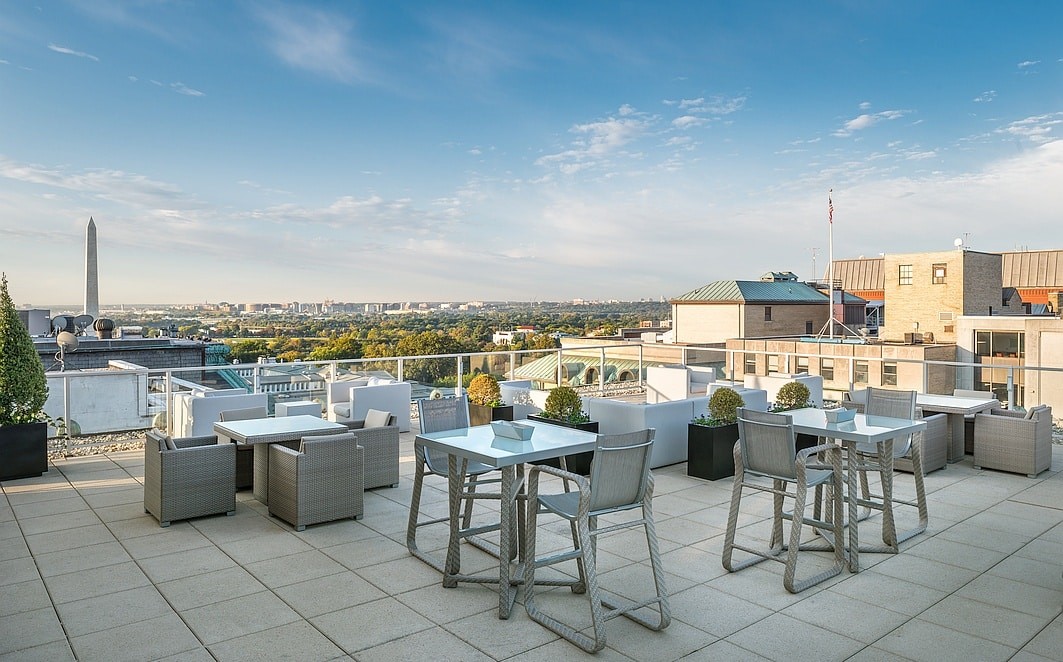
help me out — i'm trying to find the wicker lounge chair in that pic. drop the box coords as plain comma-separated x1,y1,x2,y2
342,414,400,489
267,432,364,531
973,405,1053,477
524,429,669,653
143,430,236,527
723,408,845,593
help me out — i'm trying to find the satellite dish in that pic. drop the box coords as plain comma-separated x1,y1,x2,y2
954,237,964,248
52,315,74,335
73,314,94,335
54,331,78,372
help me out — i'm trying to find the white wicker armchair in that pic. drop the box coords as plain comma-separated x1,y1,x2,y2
973,405,1053,477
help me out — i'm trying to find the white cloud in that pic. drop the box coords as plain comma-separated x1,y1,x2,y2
253,4,365,83
48,44,99,61
1017,60,1040,68
859,101,871,110
996,112,1063,144
618,104,636,116
535,109,653,174
170,82,205,97
833,109,910,137
0,158,194,209
973,90,997,103
128,75,138,82
672,115,706,129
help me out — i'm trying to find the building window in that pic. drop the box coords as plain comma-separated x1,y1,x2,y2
767,355,778,374
932,263,947,284
744,355,757,374
821,358,834,381
764,306,772,321
854,360,868,384
796,356,809,374
898,264,913,285
805,320,814,334
882,362,898,386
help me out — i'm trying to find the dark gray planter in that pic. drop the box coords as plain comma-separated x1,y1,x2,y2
0,421,48,481
687,422,738,480
527,415,599,475
469,403,514,427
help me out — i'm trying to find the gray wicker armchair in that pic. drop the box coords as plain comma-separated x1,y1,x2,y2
342,416,400,489
218,406,269,489
973,405,1053,477
144,430,236,527
267,432,364,531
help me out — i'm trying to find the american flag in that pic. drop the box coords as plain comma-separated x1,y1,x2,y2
828,191,834,224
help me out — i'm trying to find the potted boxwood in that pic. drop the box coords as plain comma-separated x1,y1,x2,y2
529,385,598,474
771,381,818,451
466,373,514,427
0,273,49,481
687,386,744,480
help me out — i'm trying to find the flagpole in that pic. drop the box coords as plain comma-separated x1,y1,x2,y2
828,189,834,340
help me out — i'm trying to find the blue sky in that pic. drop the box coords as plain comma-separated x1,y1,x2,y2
2,1,1061,306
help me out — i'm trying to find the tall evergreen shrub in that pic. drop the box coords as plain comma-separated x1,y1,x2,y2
0,274,48,426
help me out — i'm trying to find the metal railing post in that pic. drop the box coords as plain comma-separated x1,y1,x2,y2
252,365,261,394
1006,368,1015,409
599,347,606,395
397,358,404,382
165,370,173,435
509,351,516,381
62,375,71,449
556,348,563,386
456,356,464,394
638,344,644,387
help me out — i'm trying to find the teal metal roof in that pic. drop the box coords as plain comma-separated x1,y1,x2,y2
513,354,646,386
672,280,829,303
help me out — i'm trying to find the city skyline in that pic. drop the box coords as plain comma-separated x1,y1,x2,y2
2,2,1062,306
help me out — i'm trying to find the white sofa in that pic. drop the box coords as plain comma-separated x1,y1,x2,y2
743,373,823,408
172,391,269,437
584,396,710,469
328,378,412,432
498,380,543,419
645,364,717,403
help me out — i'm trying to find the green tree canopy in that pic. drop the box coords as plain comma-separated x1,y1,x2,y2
0,274,48,426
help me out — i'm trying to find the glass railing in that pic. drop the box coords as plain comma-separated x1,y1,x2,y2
41,343,1062,447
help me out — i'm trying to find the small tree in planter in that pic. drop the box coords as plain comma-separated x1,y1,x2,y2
529,385,597,474
466,373,514,426
0,273,50,480
771,381,817,451
539,386,591,425
773,381,812,412
687,387,745,481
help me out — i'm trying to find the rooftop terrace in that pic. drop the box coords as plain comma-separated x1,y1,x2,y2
2,431,1061,661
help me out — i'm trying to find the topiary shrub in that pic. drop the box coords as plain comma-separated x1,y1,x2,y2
774,381,812,412
0,273,48,427
542,386,590,424
694,387,745,427
466,373,503,407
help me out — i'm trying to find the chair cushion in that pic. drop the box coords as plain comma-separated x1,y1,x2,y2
1024,405,1046,420
164,436,178,451
364,409,391,428
332,403,351,418
367,377,395,386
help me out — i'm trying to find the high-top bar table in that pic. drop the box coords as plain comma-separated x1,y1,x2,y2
214,415,346,504
787,408,926,572
413,419,599,619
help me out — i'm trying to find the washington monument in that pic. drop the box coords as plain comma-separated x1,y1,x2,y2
85,217,99,318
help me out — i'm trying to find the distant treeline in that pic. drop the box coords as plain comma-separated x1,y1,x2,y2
102,302,670,365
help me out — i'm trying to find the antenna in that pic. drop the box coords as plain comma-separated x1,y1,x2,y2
54,331,79,372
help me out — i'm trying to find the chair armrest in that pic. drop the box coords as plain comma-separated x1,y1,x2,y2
161,440,235,472
344,419,368,430
173,434,221,449
986,408,1024,419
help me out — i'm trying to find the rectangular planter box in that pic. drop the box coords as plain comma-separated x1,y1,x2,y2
527,415,598,475
0,421,48,481
469,403,514,427
687,422,738,481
